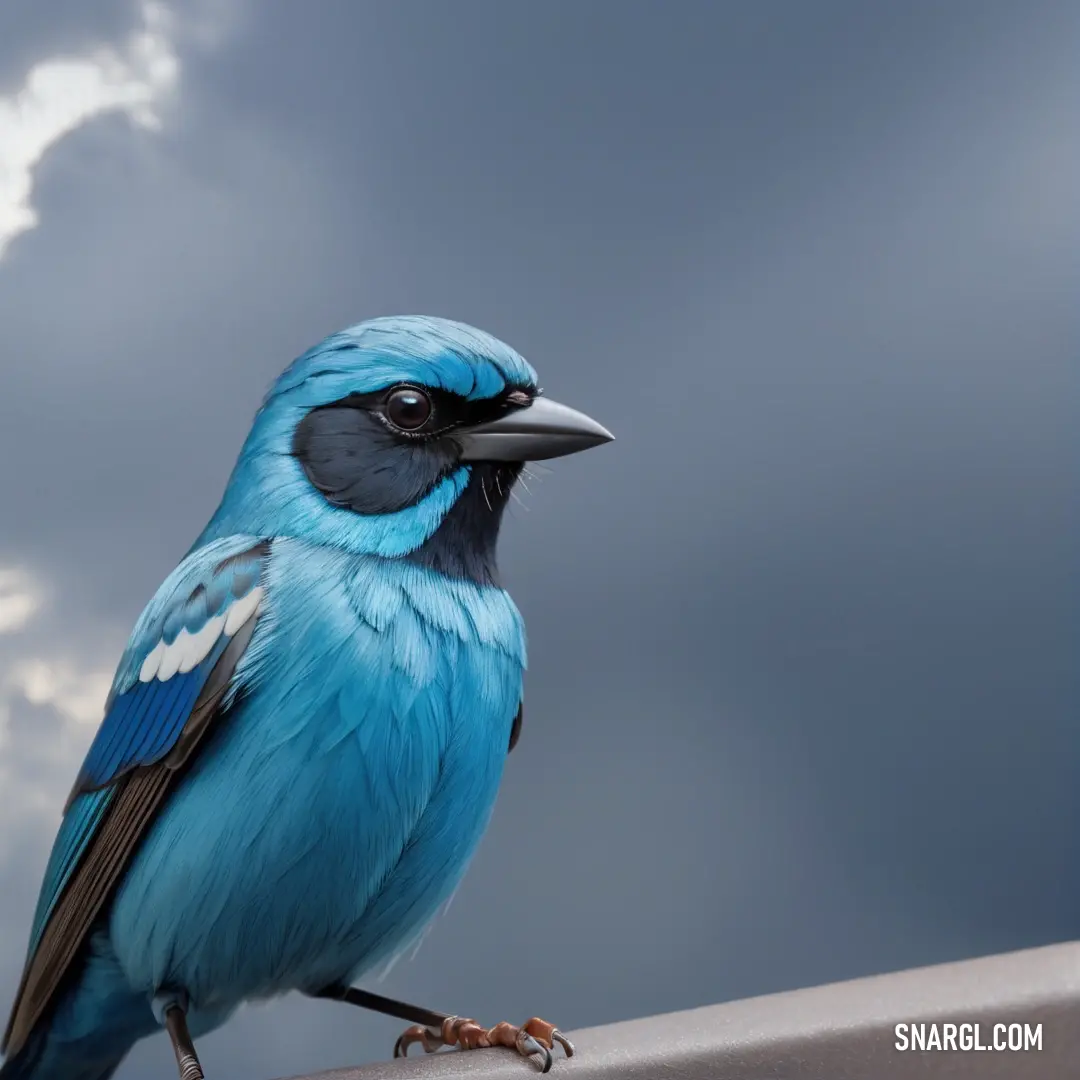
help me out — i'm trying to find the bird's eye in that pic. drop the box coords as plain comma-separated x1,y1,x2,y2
385,386,433,431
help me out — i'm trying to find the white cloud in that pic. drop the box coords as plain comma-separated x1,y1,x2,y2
0,0,181,261
6,659,111,727
0,567,41,635
0,561,116,838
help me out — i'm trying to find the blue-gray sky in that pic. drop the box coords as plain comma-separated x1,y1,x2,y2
0,2,1077,1078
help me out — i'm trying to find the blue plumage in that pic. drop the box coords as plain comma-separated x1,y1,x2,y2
112,542,522,1006
1,316,611,1080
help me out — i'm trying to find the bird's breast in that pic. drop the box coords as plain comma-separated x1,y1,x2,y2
110,542,525,1004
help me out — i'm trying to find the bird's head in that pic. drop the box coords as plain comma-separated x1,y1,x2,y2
197,315,613,584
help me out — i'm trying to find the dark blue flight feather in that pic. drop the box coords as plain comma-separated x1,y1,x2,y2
73,639,230,796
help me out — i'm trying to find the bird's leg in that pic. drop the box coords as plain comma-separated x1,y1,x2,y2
310,983,574,1074
309,984,448,1029
156,994,205,1080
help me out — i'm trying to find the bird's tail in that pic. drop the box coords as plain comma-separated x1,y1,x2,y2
0,1025,47,1080
0,931,154,1080
0,1027,125,1080
0,1037,39,1080
1,948,155,1080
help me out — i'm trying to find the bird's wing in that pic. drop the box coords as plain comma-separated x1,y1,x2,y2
2,536,270,1058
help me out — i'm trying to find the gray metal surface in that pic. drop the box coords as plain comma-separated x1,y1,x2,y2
281,941,1080,1079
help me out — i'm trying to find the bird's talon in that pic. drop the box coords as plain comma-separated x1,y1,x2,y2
393,1023,444,1057
552,1029,575,1057
516,1030,553,1072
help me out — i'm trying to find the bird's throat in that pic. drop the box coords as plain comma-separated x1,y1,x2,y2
407,463,521,587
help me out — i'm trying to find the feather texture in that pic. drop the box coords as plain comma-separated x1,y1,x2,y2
105,539,523,1012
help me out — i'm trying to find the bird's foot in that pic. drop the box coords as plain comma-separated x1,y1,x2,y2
394,1014,574,1073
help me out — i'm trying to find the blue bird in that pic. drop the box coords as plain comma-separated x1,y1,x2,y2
0,316,612,1080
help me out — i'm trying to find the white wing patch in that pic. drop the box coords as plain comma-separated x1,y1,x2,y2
223,585,263,636
138,586,264,684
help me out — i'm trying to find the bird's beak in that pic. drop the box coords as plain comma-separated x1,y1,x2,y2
454,396,615,462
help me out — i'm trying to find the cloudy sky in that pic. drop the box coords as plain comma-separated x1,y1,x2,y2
0,2,1077,1078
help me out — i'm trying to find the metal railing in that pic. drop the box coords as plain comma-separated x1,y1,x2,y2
280,941,1080,1079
